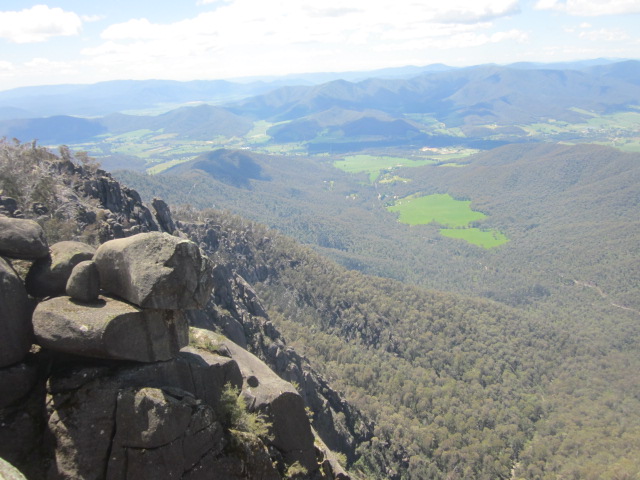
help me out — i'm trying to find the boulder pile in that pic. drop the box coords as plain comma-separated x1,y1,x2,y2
30,232,214,363
0,216,347,479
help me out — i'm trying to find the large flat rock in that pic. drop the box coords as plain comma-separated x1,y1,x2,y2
94,232,214,309
32,295,188,362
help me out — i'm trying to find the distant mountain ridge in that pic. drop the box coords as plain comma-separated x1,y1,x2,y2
101,105,253,139
230,61,640,125
0,104,252,144
0,58,632,119
0,78,291,119
1,59,638,150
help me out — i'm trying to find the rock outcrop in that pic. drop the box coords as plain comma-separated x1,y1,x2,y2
223,336,317,471
94,232,214,310
43,349,252,480
0,217,49,260
152,198,176,234
183,225,376,466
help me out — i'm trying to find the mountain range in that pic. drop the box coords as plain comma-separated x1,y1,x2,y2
1,60,639,152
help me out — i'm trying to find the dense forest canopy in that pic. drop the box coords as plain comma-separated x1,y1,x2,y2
177,207,640,480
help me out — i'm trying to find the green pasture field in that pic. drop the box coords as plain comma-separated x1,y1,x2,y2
334,155,436,182
520,108,640,150
112,129,156,140
439,163,468,168
387,193,486,227
440,227,509,249
146,158,195,174
244,120,273,145
401,114,466,137
387,193,509,248
70,130,235,171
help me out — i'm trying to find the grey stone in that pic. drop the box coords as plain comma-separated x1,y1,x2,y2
106,387,225,479
46,374,120,480
182,431,280,480
32,295,188,362
0,360,38,408
0,217,48,260
31,202,48,215
25,241,95,298
0,258,32,367
66,260,100,302
181,348,243,411
0,196,18,216
152,198,176,234
114,387,194,448
221,336,318,472
44,352,244,480
94,232,214,310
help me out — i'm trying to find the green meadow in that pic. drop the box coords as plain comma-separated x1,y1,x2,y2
440,228,509,248
334,155,436,182
387,193,509,248
387,193,486,227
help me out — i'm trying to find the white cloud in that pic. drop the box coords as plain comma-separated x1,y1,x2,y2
0,60,14,72
25,57,68,68
73,0,530,80
102,18,166,41
534,0,640,16
0,5,82,43
81,14,105,23
377,28,527,52
491,29,529,43
534,0,559,9
431,0,521,23
23,57,77,76
579,28,630,41
97,0,523,49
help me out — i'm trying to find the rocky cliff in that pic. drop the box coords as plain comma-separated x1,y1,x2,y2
0,140,367,478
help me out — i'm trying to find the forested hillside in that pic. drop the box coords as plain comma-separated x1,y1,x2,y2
175,208,640,480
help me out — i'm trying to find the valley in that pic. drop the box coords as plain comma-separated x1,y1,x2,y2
52,105,640,174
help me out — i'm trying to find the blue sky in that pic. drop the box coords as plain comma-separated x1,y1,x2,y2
0,0,639,90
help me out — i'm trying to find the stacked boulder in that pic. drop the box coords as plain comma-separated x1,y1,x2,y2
32,232,214,362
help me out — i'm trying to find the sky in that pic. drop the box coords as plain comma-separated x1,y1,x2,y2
0,0,639,91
